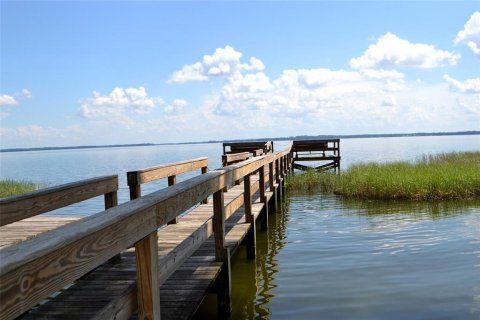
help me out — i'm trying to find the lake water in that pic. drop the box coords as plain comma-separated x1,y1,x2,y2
1,135,479,319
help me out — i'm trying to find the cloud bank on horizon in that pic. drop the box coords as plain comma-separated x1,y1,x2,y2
1,8,479,148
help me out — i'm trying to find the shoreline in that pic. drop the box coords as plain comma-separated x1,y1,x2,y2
1,130,479,153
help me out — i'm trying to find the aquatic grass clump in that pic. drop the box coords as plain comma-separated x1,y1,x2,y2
285,169,339,194
286,151,480,201
0,179,38,198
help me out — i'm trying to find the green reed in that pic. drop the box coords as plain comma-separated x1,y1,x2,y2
286,151,480,201
0,179,38,198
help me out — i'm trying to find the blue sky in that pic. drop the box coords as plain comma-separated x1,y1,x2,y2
1,1,479,148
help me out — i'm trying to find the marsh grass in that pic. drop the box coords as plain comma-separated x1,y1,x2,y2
286,151,480,201
0,179,38,198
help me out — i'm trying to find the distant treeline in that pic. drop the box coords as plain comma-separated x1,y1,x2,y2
0,143,157,153
214,130,480,143
1,131,478,153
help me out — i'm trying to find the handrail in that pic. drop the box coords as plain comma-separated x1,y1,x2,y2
222,152,250,167
0,175,118,226
292,139,340,157
127,157,209,223
127,157,208,186
0,143,292,319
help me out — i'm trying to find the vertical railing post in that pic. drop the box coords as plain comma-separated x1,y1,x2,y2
128,172,141,200
244,173,256,258
259,166,268,230
269,162,275,193
129,172,161,319
213,189,232,317
221,156,229,192
288,153,292,174
287,153,291,174
280,156,284,179
104,191,118,210
275,158,282,200
268,161,276,213
105,189,121,263
167,175,178,224
337,140,341,174
201,166,209,204
135,232,161,320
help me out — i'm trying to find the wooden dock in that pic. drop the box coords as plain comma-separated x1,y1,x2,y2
0,141,294,320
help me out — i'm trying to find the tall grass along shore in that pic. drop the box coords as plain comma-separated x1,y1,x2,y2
0,179,38,198
286,151,480,201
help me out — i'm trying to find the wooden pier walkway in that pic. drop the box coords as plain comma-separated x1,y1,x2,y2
0,141,299,320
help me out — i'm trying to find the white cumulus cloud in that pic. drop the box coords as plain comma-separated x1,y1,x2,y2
455,11,480,57
18,89,32,98
0,94,18,106
350,32,460,69
80,86,164,128
444,75,480,94
81,86,161,116
169,46,265,83
212,66,406,121
165,99,188,113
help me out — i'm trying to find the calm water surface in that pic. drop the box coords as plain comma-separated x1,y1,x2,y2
1,135,479,319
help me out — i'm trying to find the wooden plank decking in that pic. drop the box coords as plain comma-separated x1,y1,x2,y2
0,215,85,249
6,174,277,320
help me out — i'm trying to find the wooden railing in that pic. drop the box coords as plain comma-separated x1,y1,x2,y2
0,144,292,320
222,152,250,167
127,157,209,224
292,139,340,159
0,175,118,226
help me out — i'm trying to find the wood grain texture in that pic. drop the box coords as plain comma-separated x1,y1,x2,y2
221,152,249,167
0,204,157,319
0,175,118,226
135,232,160,320
0,215,84,249
212,190,225,262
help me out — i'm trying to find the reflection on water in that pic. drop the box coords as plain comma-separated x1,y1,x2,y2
194,197,292,320
195,195,480,319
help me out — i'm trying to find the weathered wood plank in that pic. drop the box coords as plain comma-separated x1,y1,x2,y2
0,215,84,249
127,158,208,185
0,206,157,320
222,152,249,167
0,175,118,226
135,232,160,320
